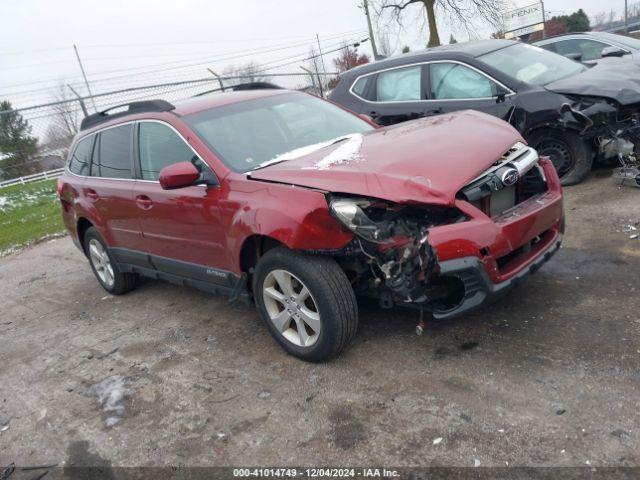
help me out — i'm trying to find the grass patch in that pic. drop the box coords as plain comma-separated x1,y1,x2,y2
0,179,65,254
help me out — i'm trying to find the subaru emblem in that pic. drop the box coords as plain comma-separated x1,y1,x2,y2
501,168,519,187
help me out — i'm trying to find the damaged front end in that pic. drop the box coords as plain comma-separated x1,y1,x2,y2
317,141,560,318
324,195,465,311
560,95,640,163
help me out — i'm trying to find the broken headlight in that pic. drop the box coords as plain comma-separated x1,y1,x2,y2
329,197,393,242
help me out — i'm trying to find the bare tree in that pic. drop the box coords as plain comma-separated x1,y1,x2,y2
221,61,267,86
374,0,506,48
377,30,396,57
44,85,80,159
592,11,606,27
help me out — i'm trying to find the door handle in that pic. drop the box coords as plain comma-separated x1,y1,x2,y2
85,189,99,201
368,111,380,118
135,195,153,210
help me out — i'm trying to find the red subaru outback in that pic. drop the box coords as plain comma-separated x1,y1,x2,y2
58,89,563,361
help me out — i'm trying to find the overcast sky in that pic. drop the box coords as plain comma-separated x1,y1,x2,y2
0,0,629,108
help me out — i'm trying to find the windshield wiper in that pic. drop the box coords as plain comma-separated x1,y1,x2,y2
252,158,289,171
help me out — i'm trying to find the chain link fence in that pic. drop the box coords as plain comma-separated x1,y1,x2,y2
0,72,338,184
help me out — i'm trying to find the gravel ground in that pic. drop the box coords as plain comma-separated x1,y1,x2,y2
0,170,638,471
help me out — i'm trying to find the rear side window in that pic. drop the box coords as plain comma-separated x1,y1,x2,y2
376,65,422,101
92,124,133,179
68,136,93,176
138,122,201,180
352,76,369,96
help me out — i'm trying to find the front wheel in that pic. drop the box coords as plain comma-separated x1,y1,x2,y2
528,129,593,186
253,247,358,362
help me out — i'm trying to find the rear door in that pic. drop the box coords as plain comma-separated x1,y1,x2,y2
84,123,143,251
132,120,232,279
356,64,429,126
425,61,514,120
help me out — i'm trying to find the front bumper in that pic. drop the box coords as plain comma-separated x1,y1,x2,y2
425,157,564,319
432,233,562,319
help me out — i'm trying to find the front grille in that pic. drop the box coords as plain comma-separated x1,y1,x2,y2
458,144,548,218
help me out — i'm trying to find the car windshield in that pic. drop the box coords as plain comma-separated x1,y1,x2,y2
599,32,640,50
479,43,586,86
184,92,374,173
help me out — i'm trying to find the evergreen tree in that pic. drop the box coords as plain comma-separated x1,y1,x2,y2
0,100,38,179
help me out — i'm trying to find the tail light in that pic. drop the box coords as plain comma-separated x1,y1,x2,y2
57,178,64,197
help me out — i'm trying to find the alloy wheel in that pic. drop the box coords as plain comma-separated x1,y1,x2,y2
262,269,321,347
88,239,115,288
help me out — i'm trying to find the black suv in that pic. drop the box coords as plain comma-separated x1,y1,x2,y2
330,39,640,185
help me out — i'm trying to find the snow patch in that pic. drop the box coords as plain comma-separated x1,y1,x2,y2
86,375,131,427
304,134,364,171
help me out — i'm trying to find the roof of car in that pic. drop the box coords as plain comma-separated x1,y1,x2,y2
76,89,298,135
173,88,292,116
340,39,516,78
532,31,607,44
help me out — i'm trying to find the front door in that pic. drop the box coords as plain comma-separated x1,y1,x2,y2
132,121,232,282
425,61,514,121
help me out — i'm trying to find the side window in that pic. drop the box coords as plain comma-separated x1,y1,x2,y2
91,124,133,179
539,43,557,53
376,66,422,102
352,76,370,97
138,122,201,180
553,39,610,61
430,62,497,99
68,136,93,176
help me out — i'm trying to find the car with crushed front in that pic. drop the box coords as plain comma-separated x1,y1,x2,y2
58,89,564,362
329,39,640,186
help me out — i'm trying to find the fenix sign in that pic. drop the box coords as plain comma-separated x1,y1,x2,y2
502,3,544,38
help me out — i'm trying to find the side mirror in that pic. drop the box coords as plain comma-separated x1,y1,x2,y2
494,86,508,103
563,52,582,61
159,161,201,190
601,46,626,58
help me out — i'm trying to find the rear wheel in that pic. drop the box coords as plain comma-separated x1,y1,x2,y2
253,247,358,362
84,227,139,295
528,129,592,186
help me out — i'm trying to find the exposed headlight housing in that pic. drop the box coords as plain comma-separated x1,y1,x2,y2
329,198,392,242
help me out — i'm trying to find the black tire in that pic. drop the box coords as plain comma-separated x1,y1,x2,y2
253,247,358,362
83,227,139,295
528,129,593,186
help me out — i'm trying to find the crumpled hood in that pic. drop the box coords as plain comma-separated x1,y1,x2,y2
545,58,640,106
248,110,522,205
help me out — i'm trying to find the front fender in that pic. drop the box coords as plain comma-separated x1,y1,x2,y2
226,183,353,271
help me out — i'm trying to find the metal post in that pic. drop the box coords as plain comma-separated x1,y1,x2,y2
625,0,629,33
541,0,547,39
67,84,89,117
311,54,324,98
316,34,328,94
73,45,97,111
362,0,380,60
300,66,318,95
207,68,226,92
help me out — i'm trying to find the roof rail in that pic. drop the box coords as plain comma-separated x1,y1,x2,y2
80,99,175,131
